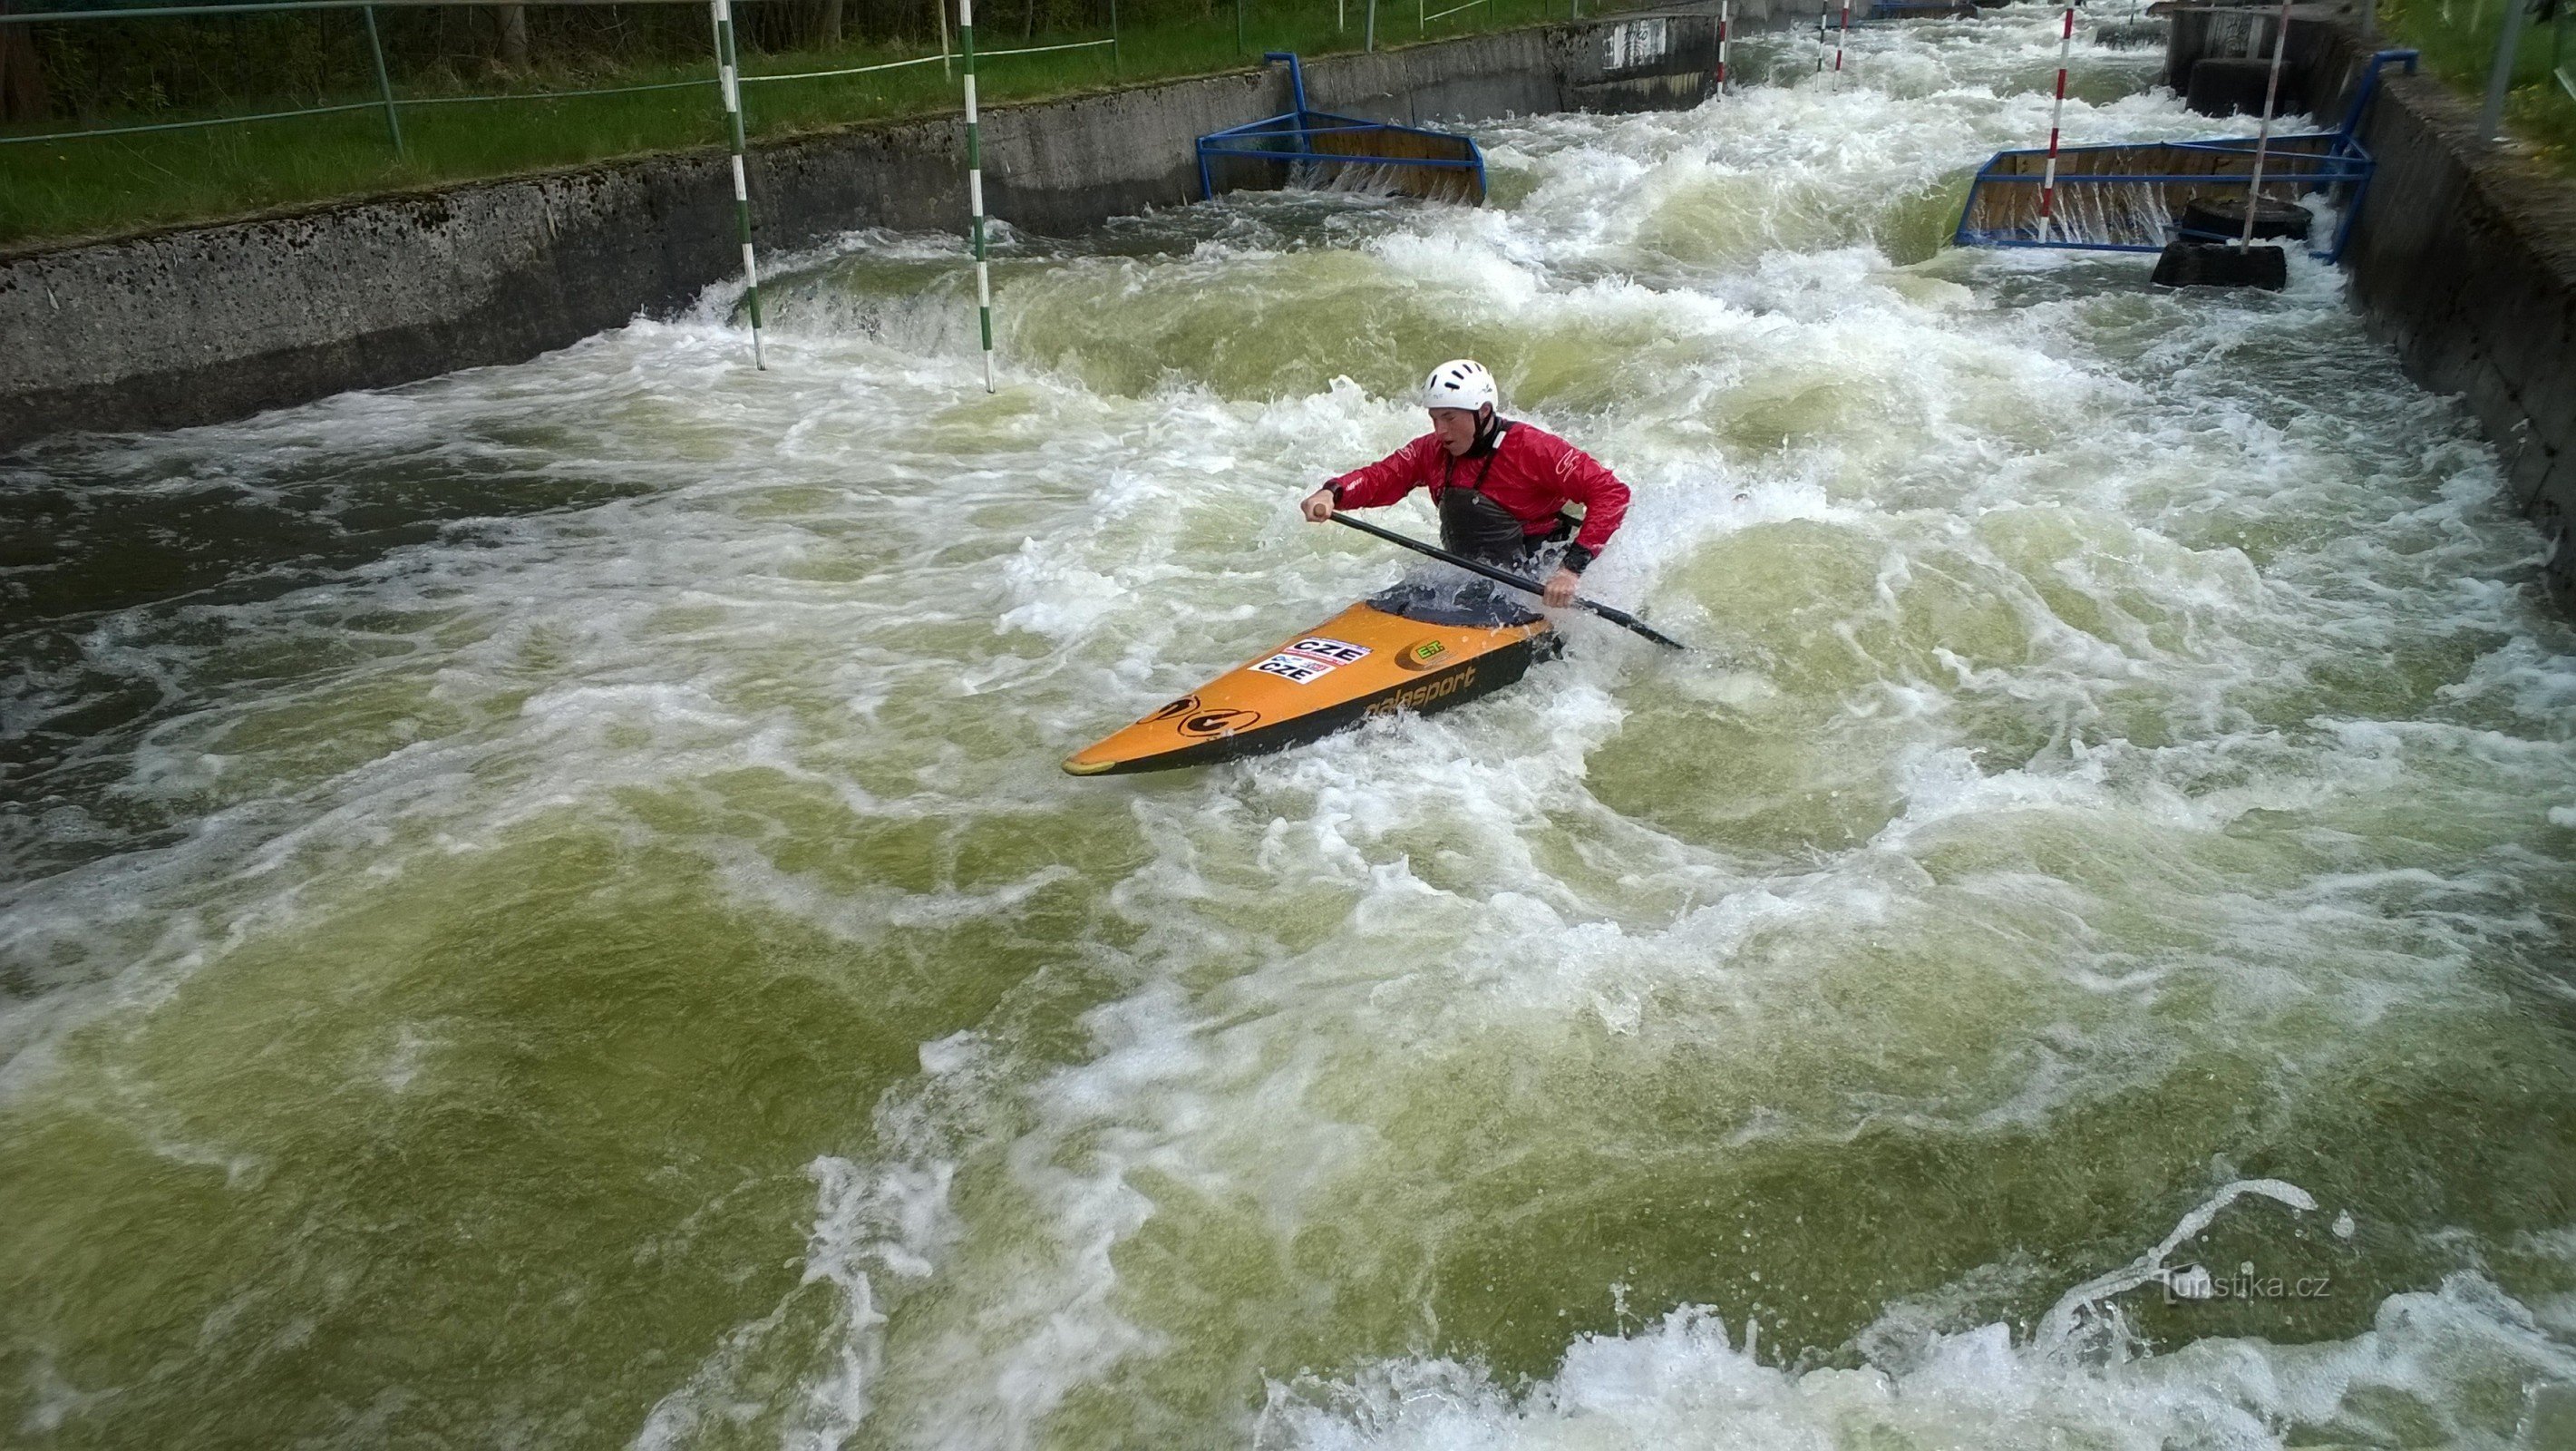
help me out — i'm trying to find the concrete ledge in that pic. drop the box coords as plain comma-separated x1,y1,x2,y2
2163,8,2575,605
0,13,1801,453
2311,23,2576,603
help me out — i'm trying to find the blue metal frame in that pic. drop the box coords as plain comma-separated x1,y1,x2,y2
1951,48,2417,262
1194,52,1489,202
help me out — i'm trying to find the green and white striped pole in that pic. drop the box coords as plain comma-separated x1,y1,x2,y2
711,0,766,369
361,5,403,156
958,0,996,392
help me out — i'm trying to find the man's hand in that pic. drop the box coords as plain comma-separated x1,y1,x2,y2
1543,568,1580,609
1300,488,1337,523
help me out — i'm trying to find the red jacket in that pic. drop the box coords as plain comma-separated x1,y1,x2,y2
1328,421,1631,568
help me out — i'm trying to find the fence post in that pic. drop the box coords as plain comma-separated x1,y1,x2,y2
959,0,996,391
939,0,954,80
361,5,403,156
711,0,766,369
2478,0,2532,141
1366,0,1377,49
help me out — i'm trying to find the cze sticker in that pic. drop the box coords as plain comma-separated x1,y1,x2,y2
1286,637,1370,666
1253,653,1336,685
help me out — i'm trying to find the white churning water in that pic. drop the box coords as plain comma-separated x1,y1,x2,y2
5,10,2576,1450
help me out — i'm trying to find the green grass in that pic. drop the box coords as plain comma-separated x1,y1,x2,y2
2377,0,2576,176
0,0,1606,249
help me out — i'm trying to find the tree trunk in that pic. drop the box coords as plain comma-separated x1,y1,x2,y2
497,4,530,69
0,0,50,124
820,0,844,45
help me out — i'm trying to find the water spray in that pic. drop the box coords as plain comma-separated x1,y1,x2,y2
711,0,764,370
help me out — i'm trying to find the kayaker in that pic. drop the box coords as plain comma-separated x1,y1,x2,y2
1300,359,1630,609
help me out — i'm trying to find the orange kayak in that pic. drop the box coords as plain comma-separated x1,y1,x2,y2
1063,586,1558,775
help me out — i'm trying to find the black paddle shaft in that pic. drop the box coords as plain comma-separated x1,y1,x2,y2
1328,511,1687,651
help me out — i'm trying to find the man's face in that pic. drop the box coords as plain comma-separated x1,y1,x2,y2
1429,406,1481,456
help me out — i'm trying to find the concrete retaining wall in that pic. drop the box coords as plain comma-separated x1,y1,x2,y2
2166,9,2575,604
0,10,1846,452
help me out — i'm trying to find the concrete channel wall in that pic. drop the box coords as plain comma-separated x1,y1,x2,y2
2166,8,2576,604
0,8,1838,453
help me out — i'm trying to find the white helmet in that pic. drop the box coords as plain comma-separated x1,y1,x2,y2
1421,358,1499,413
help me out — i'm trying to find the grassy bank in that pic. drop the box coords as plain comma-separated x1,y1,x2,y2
0,0,1599,249
2377,0,2576,174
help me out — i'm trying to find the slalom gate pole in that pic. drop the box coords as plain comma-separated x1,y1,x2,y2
2036,0,2075,243
2241,0,2292,247
1835,0,1848,73
361,5,403,155
1816,6,1826,72
959,0,995,392
2477,0,2531,141
712,0,764,369
1717,0,1731,95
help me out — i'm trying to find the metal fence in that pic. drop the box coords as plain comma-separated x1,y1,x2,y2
0,0,1612,382
0,0,1115,155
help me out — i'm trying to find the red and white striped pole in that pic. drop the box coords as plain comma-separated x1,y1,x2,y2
2238,0,2294,248
1834,0,1849,73
2035,1,2076,243
1716,0,1732,96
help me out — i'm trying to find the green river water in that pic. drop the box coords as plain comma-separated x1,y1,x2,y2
5,12,2576,1448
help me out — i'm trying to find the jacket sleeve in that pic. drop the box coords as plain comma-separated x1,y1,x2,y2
1327,434,1439,510
1537,433,1631,567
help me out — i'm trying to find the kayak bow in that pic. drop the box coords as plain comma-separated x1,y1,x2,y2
1063,592,1554,775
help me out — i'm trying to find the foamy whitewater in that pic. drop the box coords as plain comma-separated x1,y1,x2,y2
5,10,2576,1449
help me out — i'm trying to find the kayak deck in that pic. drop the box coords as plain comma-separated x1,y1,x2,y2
1063,588,1555,776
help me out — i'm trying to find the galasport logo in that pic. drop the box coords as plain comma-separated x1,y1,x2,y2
1366,667,1474,717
